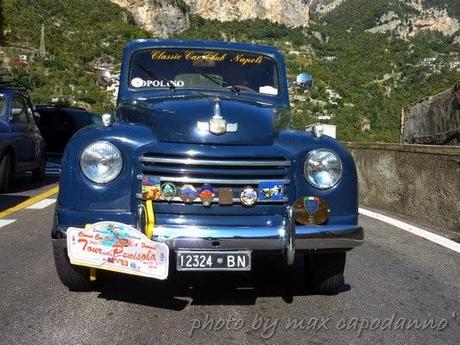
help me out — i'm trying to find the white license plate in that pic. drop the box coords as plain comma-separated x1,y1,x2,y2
176,250,251,271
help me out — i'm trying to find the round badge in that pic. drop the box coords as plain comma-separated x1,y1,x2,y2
292,196,330,225
198,184,215,207
179,184,198,204
131,77,146,88
160,182,177,201
240,186,258,207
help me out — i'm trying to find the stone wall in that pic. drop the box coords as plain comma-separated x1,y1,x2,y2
345,142,460,233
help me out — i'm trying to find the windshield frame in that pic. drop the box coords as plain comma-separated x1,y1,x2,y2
127,47,282,97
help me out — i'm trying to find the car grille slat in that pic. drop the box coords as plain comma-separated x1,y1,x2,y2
138,153,291,205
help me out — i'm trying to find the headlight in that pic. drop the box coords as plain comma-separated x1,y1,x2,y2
80,141,123,184
304,149,342,189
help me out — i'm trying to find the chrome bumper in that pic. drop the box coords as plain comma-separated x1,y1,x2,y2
152,207,363,265
52,207,363,266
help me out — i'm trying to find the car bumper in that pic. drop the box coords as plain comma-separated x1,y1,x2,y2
52,207,363,265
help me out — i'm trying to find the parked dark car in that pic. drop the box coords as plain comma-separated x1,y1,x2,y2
0,85,46,192
35,106,102,153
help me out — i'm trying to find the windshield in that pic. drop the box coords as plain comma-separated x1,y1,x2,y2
129,48,280,96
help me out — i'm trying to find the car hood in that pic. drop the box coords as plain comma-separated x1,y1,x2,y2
119,95,282,146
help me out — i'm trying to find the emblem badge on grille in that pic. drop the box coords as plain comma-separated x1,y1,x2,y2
240,186,258,207
197,99,238,135
160,182,177,201
179,184,198,204
141,176,161,201
218,187,233,205
198,184,216,207
258,181,285,201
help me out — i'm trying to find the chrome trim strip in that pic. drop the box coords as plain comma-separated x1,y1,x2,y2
136,175,290,185
140,156,291,167
135,193,288,204
284,206,295,265
160,177,290,184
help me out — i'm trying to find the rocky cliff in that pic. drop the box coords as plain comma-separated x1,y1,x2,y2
111,0,459,38
112,0,310,37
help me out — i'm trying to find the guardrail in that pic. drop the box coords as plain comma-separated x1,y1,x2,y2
345,142,460,233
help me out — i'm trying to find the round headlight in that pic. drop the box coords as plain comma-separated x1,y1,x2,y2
304,149,342,189
80,141,123,184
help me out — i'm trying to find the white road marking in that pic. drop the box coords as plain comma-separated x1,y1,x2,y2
26,198,57,210
0,219,16,228
359,207,460,254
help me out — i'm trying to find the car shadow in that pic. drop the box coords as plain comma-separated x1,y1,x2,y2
94,255,351,310
0,175,60,212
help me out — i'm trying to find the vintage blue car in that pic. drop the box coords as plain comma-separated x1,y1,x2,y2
0,84,46,191
52,39,363,293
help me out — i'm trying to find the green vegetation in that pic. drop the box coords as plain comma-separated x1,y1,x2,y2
2,0,459,142
0,0,4,44
2,0,149,112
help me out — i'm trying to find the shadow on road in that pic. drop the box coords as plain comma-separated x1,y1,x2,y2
93,255,351,310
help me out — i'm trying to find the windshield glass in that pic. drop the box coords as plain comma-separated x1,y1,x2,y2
129,48,280,96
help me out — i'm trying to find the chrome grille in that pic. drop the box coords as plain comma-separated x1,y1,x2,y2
138,154,291,205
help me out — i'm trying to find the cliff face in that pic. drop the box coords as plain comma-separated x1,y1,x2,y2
110,0,458,38
111,0,189,37
185,0,309,28
112,0,310,37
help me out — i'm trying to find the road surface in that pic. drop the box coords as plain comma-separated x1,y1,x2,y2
0,184,458,345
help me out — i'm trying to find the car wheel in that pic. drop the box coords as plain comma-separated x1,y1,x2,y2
0,154,12,192
53,245,92,291
304,252,346,294
32,153,46,181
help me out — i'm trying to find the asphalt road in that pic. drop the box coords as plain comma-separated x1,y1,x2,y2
0,196,458,345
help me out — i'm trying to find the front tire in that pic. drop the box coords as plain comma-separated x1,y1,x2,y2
305,252,346,294
0,153,12,192
53,245,92,291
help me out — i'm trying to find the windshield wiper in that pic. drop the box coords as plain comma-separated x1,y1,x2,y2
196,70,241,94
138,64,176,91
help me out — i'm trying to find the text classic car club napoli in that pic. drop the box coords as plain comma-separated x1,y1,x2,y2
52,39,363,293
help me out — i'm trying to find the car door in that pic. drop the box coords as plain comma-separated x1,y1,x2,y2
9,95,35,169
24,98,43,164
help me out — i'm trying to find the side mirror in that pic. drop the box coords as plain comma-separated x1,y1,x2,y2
295,72,313,89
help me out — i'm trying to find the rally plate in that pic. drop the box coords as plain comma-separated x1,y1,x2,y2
176,250,251,271
67,222,169,280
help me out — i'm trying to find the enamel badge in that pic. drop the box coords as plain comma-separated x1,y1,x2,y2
141,176,161,201
258,181,284,201
293,196,330,225
179,184,198,204
240,186,257,206
198,184,216,207
218,187,233,205
160,182,177,201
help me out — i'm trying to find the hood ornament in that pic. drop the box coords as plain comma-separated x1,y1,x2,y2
197,99,238,135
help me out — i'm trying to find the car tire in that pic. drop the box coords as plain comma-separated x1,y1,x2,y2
0,153,12,192
32,152,46,181
53,245,92,291
305,252,346,294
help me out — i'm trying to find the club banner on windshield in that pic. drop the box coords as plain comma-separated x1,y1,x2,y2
67,222,169,280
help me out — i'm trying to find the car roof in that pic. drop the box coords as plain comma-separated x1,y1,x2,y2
124,39,283,58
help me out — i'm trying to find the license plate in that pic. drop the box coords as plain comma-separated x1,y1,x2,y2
176,250,251,271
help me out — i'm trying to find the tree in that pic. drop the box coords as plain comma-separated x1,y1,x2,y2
0,0,4,44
